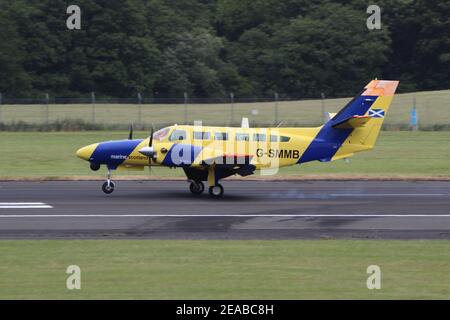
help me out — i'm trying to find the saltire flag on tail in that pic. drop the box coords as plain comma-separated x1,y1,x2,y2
368,109,385,118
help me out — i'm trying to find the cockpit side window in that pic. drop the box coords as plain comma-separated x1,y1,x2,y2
169,130,187,141
152,127,170,141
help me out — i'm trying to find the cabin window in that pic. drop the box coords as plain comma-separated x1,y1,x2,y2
280,136,291,142
193,131,211,140
253,133,266,142
270,135,279,142
235,133,250,141
214,132,228,140
169,130,187,141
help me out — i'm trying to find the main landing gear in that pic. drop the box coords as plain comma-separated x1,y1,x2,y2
102,168,115,194
188,181,224,198
187,167,225,198
208,184,224,198
189,181,205,195
207,167,224,198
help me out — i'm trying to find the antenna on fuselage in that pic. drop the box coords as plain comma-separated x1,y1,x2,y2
128,123,133,140
241,117,249,128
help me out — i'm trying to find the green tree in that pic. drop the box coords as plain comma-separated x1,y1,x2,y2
0,3,31,96
411,0,450,90
227,2,390,97
156,28,250,98
1,0,449,98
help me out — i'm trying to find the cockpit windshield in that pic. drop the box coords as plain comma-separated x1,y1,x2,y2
152,127,170,141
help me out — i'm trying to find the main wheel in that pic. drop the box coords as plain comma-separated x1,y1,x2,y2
208,184,224,198
189,181,205,195
102,181,115,194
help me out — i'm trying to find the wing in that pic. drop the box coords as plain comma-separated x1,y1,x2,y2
200,153,256,177
183,162,256,183
190,145,252,166
184,146,257,180
201,154,253,166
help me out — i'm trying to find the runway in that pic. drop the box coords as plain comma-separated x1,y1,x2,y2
0,180,450,239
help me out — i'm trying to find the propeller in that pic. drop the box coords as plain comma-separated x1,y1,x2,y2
148,125,154,176
128,123,133,140
149,124,154,152
148,125,154,166
138,124,156,164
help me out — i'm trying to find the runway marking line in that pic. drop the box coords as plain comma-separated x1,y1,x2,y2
1,214,450,218
330,193,450,197
0,202,53,209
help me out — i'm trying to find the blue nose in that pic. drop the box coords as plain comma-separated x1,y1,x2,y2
89,139,143,168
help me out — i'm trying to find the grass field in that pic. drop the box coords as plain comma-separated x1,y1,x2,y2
1,89,450,128
0,131,448,178
0,240,449,299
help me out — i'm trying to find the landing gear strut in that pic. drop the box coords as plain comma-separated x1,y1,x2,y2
189,181,205,195
184,167,225,198
207,167,224,198
102,169,115,194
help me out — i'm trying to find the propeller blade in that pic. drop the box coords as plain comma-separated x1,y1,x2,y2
139,124,156,167
149,124,154,147
149,125,155,166
128,124,133,140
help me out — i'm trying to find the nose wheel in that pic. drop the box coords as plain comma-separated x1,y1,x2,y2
102,181,115,194
102,169,115,194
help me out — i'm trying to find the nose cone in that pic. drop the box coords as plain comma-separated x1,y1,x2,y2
139,146,156,157
76,143,98,161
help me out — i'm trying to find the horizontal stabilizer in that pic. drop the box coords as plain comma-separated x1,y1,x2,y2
332,115,371,129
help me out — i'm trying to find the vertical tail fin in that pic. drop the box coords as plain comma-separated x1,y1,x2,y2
331,80,399,159
298,80,399,164
356,79,399,147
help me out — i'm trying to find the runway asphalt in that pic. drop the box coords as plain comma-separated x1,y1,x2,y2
0,180,450,239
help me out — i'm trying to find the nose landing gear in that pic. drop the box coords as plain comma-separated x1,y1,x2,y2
102,169,115,194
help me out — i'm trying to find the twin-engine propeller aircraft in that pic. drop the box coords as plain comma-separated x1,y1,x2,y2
76,80,399,198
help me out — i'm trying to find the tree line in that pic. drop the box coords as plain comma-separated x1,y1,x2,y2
0,0,449,99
